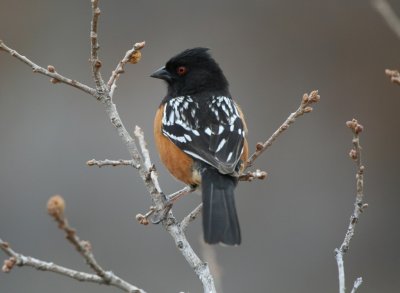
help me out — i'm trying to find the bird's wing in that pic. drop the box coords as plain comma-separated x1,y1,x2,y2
161,96,245,175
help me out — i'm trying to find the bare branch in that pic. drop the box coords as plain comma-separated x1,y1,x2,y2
165,222,216,293
47,195,110,281
245,90,320,168
86,159,139,168
335,119,367,293
385,69,400,85
0,40,96,96
108,42,145,97
372,0,400,39
0,238,146,293
134,126,163,205
133,127,217,293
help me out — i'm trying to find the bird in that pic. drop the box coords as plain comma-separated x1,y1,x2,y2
151,47,248,245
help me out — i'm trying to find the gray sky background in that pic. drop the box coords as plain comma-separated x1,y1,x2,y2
1,0,400,292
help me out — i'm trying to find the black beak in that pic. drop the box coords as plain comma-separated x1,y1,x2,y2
150,66,172,81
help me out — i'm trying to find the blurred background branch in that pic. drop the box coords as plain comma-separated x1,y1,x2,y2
373,0,400,39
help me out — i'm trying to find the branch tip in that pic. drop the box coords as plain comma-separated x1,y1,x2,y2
245,89,320,168
134,41,146,50
385,68,400,85
346,119,363,134
47,195,66,220
135,213,150,225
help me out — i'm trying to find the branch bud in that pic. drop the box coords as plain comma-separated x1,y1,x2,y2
355,124,363,134
302,93,309,104
94,60,102,68
47,195,65,219
2,257,16,273
303,106,313,113
346,119,364,134
81,240,92,252
309,90,320,102
50,78,60,84
256,142,264,151
47,65,56,73
129,50,142,64
349,149,357,160
136,214,149,225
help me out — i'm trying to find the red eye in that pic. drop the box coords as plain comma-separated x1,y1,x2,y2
177,66,187,76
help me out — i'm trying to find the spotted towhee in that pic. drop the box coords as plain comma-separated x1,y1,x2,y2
151,48,248,245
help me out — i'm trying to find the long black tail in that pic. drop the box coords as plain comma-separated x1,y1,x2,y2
201,167,241,245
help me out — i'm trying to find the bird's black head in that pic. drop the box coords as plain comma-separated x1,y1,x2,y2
151,47,229,97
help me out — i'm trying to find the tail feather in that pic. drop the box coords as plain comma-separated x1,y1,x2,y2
202,167,241,245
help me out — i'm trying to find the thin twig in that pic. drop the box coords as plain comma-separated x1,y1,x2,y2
334,119,367,293
0,238,146,293
47,195,110,281
245,90,320,169
90,0,105,89
181,203,203,232
86,159,139,168
372,0,400,39
108,42,145,97
0,40,96,96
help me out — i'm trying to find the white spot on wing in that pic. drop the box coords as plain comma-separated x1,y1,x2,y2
216,138,226,152
218,125,224,134
163,130,187,143
184,134,192,141
205,127,212,136
168,110,174,125
227,152,233,161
